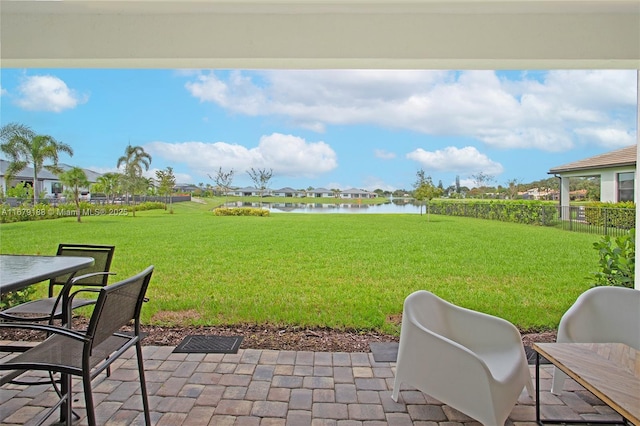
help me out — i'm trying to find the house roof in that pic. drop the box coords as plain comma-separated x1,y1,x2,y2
59,163,103,182
274,187,300,192
548,145,637,174
342,188,371,194
1,159,61,180
0,159,102,182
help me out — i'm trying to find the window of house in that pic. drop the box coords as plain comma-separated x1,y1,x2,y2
617,172,634,202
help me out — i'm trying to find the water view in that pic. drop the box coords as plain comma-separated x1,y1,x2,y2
225,200,424,214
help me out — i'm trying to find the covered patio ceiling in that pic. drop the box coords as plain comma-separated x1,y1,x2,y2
1,0,639,70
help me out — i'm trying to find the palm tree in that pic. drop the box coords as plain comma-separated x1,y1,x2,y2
59,167,89,222
116,145,151,216
92,172,121,204
0,122,73,205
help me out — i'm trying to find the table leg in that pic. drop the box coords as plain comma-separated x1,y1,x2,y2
536,352,542,425
534,351,627,426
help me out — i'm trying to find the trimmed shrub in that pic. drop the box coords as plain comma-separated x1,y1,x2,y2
133,201,166,212
214,207,270,217
428,200,559,226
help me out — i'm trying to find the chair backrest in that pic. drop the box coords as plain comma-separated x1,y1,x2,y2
559,286,640,349
51,244,116,292
405,290,451,338
85,266,154,351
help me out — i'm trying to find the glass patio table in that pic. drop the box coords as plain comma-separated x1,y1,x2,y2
0,254,94,295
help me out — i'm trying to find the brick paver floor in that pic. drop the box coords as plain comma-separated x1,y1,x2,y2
0,346,625,425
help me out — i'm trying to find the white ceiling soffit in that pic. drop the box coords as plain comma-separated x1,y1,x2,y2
1,0,639,69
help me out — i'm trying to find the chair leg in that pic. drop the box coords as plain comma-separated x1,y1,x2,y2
60,372,73,425
136,341,152,426
391,377,401,402
526,375,535,398
550,366,567,395
83,371,97,426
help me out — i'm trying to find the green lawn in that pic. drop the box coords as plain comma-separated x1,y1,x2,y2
0,199,600,334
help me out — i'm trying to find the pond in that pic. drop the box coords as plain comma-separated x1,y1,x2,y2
225,200,425,214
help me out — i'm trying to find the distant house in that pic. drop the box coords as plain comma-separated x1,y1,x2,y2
307,188,334,198
174,183,200,193
548,145,636,214
230,186,273,197
272,187,305,198
0,159,101,199
339,188,378,199
518,187,558,200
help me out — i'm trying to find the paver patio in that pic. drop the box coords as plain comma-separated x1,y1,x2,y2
0,346,624,425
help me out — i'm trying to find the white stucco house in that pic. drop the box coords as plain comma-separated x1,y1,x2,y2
230,186,272,197
340,188,378,199
0,159,101,199
272,187,306,198
307,188,334,198
548,145,636,215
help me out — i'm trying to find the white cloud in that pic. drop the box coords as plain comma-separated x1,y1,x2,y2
15,75,88,112
406,146,504,176
184,69,636,152
361,176,397,192
0,85,7,96
144,133,337,179
374,149,396,160
574,127,636,148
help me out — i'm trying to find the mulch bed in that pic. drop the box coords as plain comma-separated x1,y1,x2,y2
0,319,557,353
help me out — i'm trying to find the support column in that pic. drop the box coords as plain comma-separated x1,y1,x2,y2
560,176,571,221
635,69,639,290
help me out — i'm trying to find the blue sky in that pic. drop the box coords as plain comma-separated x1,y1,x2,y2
0,69,637,191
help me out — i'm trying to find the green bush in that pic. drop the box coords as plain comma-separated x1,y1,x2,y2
214,207,270,217
0,286,35,310
591,228,635,288
133,201,166,211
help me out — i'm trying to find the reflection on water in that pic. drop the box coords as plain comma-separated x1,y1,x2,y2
224,200,423,214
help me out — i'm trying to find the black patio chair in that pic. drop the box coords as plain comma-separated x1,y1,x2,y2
0,265,154,426
0,244,116,324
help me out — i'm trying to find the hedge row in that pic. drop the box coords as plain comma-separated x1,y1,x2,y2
583,201,635,229
426,200,560,226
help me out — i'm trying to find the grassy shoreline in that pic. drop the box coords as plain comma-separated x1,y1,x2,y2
0,199,599,334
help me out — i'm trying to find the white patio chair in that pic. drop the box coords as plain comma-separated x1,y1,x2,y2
391,290,533,426
551,286,640,395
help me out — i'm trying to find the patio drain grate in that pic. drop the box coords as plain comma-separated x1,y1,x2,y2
173,335,243,354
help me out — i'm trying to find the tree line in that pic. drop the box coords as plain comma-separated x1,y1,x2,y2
0,123,177,220
1,122,602,216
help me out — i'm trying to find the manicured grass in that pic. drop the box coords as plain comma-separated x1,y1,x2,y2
0,199,600,334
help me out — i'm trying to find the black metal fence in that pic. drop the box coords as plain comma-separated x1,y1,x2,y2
426,200,635,237
559,206,635,237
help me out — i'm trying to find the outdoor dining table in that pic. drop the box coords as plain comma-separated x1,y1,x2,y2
0,254,95,295
0,253,96,413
